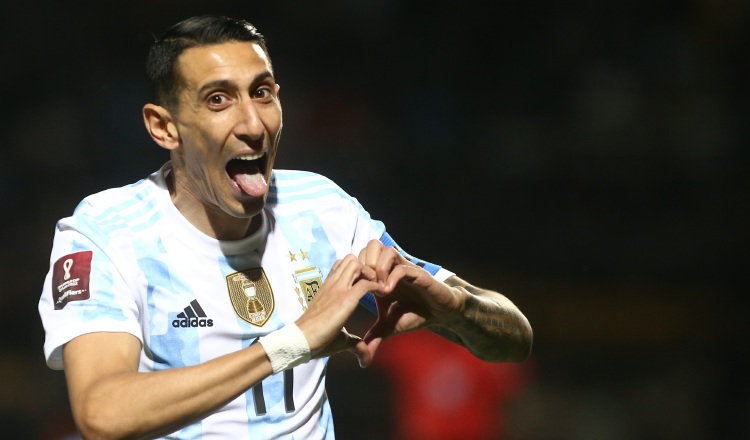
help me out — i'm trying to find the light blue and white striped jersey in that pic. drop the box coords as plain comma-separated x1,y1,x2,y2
39,162,452,439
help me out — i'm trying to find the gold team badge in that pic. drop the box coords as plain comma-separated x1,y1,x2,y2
293,266,323,310
226,268,274,327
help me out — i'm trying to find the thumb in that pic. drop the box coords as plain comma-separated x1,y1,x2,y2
315,328,378,368
338,328,372,368
362,297,400,344
346,336,382,368
362,318,392,344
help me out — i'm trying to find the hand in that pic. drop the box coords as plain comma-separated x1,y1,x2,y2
357,240,467,346
295,254,382,367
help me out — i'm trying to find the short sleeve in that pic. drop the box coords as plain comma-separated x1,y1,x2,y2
39,221,142,370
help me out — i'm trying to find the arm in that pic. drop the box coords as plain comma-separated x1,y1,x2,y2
431,275,533,362
64,332,273,440
63,255,380,440
359,240,533,363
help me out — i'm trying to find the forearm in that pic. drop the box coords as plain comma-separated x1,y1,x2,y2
66,340,273,440
430,279,533,362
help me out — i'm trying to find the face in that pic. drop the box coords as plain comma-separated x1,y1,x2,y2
168,41,282,238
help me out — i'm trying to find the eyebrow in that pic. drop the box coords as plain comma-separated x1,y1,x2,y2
196,71,275,97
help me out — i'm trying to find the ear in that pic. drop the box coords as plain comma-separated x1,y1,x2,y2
143,103,180,151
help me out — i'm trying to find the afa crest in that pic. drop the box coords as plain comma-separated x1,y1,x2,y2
293,266,323,310
226,268,274,327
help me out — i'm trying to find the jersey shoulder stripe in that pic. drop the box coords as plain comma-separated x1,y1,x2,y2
268,170,354,205
61,177,163,241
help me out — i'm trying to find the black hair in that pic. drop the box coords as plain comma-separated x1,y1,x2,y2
146,15,269,109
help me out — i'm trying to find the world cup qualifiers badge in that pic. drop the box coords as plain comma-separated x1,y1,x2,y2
52,251,93,310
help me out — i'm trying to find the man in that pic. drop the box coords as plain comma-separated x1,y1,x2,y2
39,15,532,439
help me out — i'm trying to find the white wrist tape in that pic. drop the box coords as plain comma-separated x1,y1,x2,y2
258,323,311,374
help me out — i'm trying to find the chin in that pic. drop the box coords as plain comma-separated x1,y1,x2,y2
234,197,267,218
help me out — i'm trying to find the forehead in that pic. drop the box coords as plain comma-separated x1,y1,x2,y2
176,41,273,88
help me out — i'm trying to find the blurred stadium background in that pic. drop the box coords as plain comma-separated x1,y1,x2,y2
1,1,747,438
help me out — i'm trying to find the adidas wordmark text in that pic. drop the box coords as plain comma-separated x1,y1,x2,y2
172,300,214,328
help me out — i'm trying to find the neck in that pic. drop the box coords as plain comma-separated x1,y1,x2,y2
166,168,263,241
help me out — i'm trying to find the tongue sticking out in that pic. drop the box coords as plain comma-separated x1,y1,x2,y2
227,160,268,197
235,172,267,196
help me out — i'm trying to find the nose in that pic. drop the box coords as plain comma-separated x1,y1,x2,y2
234,100,265,142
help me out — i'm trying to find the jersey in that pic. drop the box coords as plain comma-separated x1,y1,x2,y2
38,162,453,440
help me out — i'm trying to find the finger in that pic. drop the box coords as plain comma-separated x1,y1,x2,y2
363,316,396,344
348,337,380,368
310,328,354,359
338,256,383,292
338,256,369,286
328,255,368,284
359,239,383,268
374,245,407,284
338,326,380,368
316,329,375,368
362,296,401,343
328,258,344,278
383,263,427,292
357,245,368,265
360,264,378,283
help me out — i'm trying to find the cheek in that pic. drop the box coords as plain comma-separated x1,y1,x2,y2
182,142,219,182
187,129,224,161
263,105,283,135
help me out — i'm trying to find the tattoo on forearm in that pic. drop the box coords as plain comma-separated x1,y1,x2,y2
430,284,531,362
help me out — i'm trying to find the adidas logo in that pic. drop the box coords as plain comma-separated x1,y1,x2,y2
172,299,214,328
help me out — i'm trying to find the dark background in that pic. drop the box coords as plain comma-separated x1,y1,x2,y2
1,1,747,438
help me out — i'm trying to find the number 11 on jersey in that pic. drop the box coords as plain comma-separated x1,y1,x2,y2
251,338,295,415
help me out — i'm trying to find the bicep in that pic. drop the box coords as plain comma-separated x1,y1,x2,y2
63,332,142,405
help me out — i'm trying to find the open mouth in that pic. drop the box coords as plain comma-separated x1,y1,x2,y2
226,152,268,196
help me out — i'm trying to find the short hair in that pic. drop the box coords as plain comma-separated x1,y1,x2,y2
146,15,270,109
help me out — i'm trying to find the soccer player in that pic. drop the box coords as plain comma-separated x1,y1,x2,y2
38,15,532,439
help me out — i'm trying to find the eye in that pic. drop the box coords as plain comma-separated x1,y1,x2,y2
206,93,231,109
252,86,274,102
206,92,232,111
